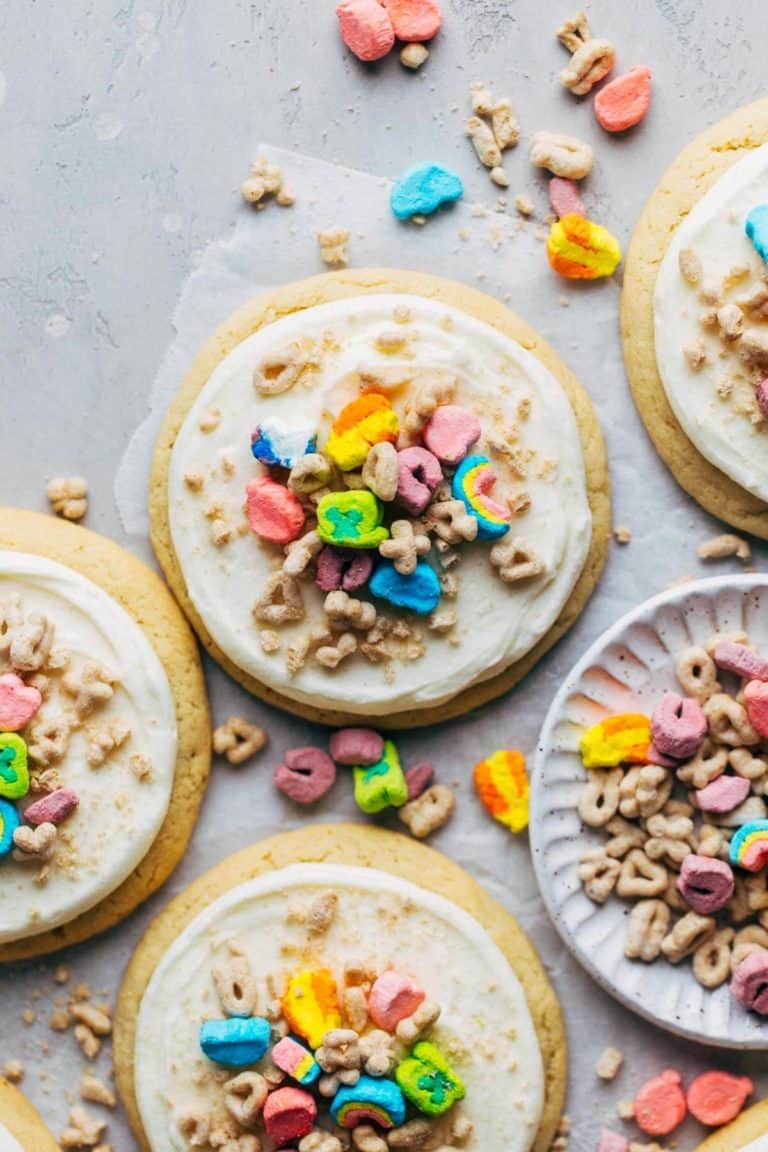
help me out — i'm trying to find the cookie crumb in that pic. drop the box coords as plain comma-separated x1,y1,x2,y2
317,227,351,266
613,525,632,545
3,1059,24,1083
514,194,535,217
400,42,429,69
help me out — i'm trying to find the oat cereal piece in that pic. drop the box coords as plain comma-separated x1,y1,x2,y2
253,348,308,397
213,954,258,1016
739,328,768,370
398,784,455,839
73,1024,101,1060
489,536,546,583
556,11,616,95
470,81,494,115
316,632,357,669
224,1071,268,1128
605,816,646,858
353,1127,388,1152
253,573,305,626
616,849,667,899
428,609,457,633
578,848,620,903
241,154,286,204
530,131,594,180
47,477,88,521
692,927,734,989
400,42,429,69
289,454,333,496
578,769,622,828
596,1047,624,1081
28,716,70,767
60,1105,107,1149
425,499,478,544
514,194,534,218
675,646,719,703
679,248,703,285
175,1105,210,1149
318,227,351,267
62,660,117,718
491,98,520,150
661,911,716,963
703,693,759,747
86,717,130,767
12,822,57,862
465,116,503,169
490,167,509,188
697,533,752,562
625,899,670,962
213,717,269,765
395,999,440,1044
378,520,431,576
717,303,745,341
324,590,377,632
80,1072,116,1108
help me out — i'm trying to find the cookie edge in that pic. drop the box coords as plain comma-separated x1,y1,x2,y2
0,507,211,961
621,97,768,538
0,1077,60,1151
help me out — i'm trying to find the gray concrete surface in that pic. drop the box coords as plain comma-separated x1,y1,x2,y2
1,1,768,1148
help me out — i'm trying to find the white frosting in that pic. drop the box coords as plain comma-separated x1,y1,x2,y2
168,294,591,715
0,1122,24,1152
135,863,544,1152
655,144,768,499
738,1136,768,1152
0,553,177,943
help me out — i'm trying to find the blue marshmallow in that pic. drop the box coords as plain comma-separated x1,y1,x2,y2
390,164,464,221
745,204,768,263
199,1016,271,1067
369,559,441,615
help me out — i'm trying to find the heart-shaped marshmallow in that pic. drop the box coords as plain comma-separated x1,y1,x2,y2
0,673,42,732
423,405,481,466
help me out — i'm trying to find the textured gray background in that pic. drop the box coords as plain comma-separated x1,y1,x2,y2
2,1,768,1148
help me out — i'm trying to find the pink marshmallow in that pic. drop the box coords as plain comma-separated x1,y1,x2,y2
713,640,768,683
651,692,707,760
548,177,586,219
368,971,425,1032
0,673,42,732
405,760,435,800
696,774,750,814
396,447,443,516
676,854,734,915
598,1131,629,1152
329,728,384,767
646,742,679,768
744,680,768,738
23,788,79,827
382,0,442,41
315,547,373,593
336,0,395,62
732,950,768,1015
246,477,305,544
422,405,481,466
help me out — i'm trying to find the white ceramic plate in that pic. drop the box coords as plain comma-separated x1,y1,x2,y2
531,574,768,1049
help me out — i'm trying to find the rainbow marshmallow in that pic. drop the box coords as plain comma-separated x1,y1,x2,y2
451,455,511,540
271,1035,320,1086
729,820,768,872
330,1075,406,1130
251,418,317,469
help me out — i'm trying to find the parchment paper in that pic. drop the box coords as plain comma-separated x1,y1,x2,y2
7,142,768,1151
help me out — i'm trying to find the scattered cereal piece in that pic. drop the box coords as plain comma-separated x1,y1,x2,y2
530,131,593,180
395,1041,464,1116
390,163,464,221
594,67,652,132
400,42,429,69
596,1047,624,1081
274,747,337,805
213,717,268,765
633,1070,687,1137
325,394,399,472
677,855,734,913
465,115,502,169
697,534,752,563
398,784,455,838
46,476,88,521
686,1070,753,1126
241,154,286,205
80,1071,116,1108
3,1059,24,1083
490,167,509,187
451,454,510,540
474,749,529,833
369,971,425,1032
318,226,352,266
556,10,615,95
547,214,622,280
335,0,394,61
613,525,632,545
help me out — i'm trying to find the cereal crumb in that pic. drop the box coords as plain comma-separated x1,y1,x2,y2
47,477,88,521
212,716,268,765
595,1046,624,1081
697,533,751,563
3,1059,24,1083
514,194,535,217
617,1099,635,1121
80,1071,117,1108
400,42,429,69
613,525,632,545
317,227,351,267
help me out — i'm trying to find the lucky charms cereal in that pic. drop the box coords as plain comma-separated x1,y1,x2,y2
576,631,768,1018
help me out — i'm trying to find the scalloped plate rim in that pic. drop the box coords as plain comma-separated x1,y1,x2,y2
531,573,768,1049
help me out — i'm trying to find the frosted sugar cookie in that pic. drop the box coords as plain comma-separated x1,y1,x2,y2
151,269,609,727
0,508,209,961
